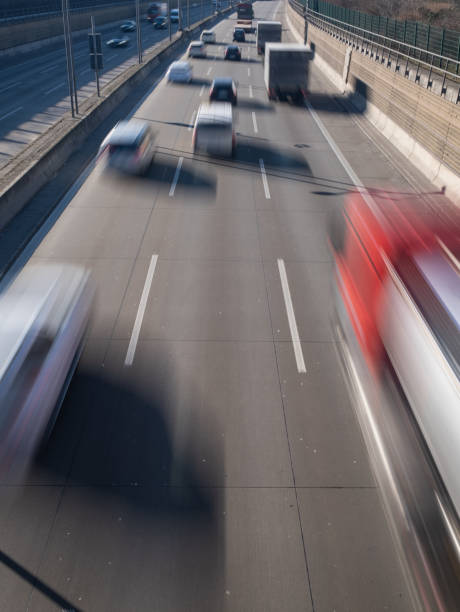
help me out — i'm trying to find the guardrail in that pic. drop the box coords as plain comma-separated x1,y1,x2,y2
290,0,460,102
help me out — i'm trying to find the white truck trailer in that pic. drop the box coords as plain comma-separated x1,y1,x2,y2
264,42,313,102
256,21,282,54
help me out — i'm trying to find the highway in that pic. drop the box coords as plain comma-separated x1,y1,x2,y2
1,1,446,609
0,0,230,170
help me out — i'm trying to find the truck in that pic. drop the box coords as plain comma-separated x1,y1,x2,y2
236,2,253,19
256,21,282,54
264,43,312,102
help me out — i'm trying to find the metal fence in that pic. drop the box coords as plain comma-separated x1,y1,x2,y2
294,0,460,72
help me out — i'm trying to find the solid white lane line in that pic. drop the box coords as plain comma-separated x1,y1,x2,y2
252,111,258,133
0,106,23,121
249,84,253,98
125,254,158,367
199,84,205,96
169,156,183,196
44,82,65,95
277,259,307,374
305,100,361,190
206,66,212,75
188,110,196,131
0,82,21,94
259,158,270,199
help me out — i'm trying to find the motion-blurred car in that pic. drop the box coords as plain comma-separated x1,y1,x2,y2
188,41,206,58
120,20,136,32
0,264,93,466
224,44,241,60
106,38,129,48
200,30,216,43
329,190,460,609
154,15,168,28
167,60,193,83
170,8,179,22
233,27,245,42
98,120,155,175
192,102,235,157
209,77,237,105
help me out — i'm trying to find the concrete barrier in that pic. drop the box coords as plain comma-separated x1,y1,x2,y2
286,1,460,206
0,8,233,229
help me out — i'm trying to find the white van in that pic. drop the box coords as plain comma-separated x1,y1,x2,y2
192,103,235,157
201,30,216,44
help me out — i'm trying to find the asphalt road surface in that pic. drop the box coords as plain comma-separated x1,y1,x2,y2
1,1,443,610
0,0,230,170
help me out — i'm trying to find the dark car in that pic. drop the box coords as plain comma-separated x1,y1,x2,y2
209,77,237,105
120,20,136,32
154,15,168,29
233,28,245,42
106,38,129,48
225,45,241,61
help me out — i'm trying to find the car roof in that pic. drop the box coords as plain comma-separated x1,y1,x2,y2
196,102,233,124
213,77,234,86
234,27,244,31
107,120,149,144
190,41,204,46
170,61,191,69
202,29,213,34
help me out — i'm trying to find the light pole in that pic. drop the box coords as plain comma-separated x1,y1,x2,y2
135,0,142,63
169,0,172,40
62,0,77,116
187,0,190,29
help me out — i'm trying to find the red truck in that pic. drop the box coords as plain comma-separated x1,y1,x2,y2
330,189,460,610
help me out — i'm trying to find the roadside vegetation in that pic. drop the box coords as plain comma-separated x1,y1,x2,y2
331,0,460,29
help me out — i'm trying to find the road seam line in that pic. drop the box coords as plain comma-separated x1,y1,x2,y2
259,158,270,199
124,254,158,366
169,156,183,196
277,258,307,374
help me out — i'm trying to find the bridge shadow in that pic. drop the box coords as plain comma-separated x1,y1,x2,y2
307,80,368,114
29,346,226,609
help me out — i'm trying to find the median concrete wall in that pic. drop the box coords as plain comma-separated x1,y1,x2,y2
286,1,460,206
0,8,232,230
0,2,151,53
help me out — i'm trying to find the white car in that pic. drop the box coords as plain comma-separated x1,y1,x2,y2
98,120,155,175
167,60,193,83
200,30,216,44
193,102,235,157
188,40,206,58
0,264,93,463
170,8,179,22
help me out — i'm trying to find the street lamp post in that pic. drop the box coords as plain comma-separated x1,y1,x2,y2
135,0,142,63
62,0,77,116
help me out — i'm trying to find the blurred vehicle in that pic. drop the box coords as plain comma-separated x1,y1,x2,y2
147,2,167,22
120,20,136,32
170,8,179,23
106,37,129,48
265,43,312,102
329,190,460,610
224,44,241,61
237,2,253,19
256,20,282,54
153,15,168,28
188,41,206,58
233,27,245,42
0,264,93,466
167,60,193,83
201,30,216,43
98,120,155,175
192,102,235,157
209,77,237,105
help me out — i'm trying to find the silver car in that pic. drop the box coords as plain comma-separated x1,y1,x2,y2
98,120,155,175
0,264,93,466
